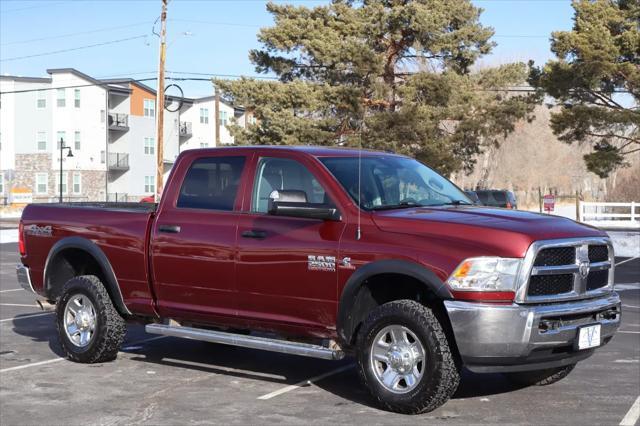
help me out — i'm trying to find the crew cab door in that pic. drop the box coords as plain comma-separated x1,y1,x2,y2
236,153,346,333
150,153,249,324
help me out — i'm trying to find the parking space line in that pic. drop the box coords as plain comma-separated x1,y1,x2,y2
620,396,640,426
0,289,23,293
618,331,640,334
257,364,354,400
616,257,640,267
0,335,169,374
0,303,38,308
0,312,53,323
0,357,65,373
615,283,640,291
623,305,640,309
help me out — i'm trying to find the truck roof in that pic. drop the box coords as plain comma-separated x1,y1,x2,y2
188,145,405,158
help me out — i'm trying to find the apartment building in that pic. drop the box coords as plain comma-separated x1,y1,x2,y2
0,68,242,204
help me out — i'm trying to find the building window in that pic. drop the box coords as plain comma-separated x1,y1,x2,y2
37,90,47,108
144,176,155,193
74,89,81,108
144,137,155,155
74,131,81,150
73,173,81,194
220,110,228,126
0,173,4,195
56,131,66,149
35,173,48,194
144,99,155,118
37,131,47,151
100,151,106,164
57,172,68,195
100,110,105,123
57,88,65,107
200,142,208,148
200,108,209,124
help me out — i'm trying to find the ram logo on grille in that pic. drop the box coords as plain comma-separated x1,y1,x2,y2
578,261,590,279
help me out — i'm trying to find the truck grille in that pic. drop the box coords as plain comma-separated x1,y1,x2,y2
528,274,574,296
519,238,613,303
533,247,576,266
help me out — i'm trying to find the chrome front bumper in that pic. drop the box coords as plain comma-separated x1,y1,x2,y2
445,292,621,373
16,264,35,293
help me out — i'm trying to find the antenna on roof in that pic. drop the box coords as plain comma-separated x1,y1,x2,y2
356,103,367,241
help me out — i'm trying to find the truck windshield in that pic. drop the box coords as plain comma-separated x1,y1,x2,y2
320,156,471,210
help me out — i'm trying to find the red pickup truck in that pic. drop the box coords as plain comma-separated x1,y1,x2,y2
17,146,621,414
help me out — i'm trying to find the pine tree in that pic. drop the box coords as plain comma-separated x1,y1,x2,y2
530,0,639,178
216,0,539,175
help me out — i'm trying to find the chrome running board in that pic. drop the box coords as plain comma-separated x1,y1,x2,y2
145,323,345,360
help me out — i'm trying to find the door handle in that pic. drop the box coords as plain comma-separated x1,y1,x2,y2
241,230,267,239
158,224,181,233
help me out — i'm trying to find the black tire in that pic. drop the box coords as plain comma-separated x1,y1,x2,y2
504,364,576,386
356,300,460,414
55,275,126,363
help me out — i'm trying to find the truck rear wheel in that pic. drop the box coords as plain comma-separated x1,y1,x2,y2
55,275,126,363
356,300,460,414
504,364,575,386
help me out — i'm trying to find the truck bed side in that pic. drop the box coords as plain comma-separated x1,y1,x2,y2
20,202,157,317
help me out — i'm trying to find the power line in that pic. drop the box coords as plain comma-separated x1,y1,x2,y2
0,35,148,62
1,22,152,46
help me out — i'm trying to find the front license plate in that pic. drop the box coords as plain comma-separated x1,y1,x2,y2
577,324,601,350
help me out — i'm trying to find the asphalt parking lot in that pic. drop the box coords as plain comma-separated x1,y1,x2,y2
0,242,638,425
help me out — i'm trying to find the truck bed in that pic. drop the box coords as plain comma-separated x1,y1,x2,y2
21,202,157,316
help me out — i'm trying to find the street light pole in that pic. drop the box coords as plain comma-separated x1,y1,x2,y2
59,138,73,203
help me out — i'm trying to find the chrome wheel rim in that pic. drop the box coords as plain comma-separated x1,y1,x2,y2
369,325,425,394
63,294,97,348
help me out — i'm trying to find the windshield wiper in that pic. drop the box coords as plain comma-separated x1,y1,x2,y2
440,200,474,206
370,201,424,211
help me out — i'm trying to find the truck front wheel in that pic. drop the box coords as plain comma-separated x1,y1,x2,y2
356,300,460,414
504,364,576,386
55,275,126,363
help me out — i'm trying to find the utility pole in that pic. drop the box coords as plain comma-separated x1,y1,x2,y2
155,0,168,200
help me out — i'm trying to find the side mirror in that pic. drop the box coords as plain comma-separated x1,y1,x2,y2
268,190,341,221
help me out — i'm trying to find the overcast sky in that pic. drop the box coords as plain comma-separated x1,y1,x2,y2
0,0,576,97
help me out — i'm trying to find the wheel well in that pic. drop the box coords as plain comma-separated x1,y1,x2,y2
46,248,108,302
343,273,461,363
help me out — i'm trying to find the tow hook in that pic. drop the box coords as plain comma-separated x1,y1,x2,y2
598,308,619,321
539,319,560,333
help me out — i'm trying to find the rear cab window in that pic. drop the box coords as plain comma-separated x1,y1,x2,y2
177,156,246,211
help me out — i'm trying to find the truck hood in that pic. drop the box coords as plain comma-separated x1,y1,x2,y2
371,206,606,258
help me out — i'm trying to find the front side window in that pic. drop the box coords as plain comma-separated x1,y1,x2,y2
57,88,65,107
37,131,47,151
320,156,470,210
74,131,81,150
144,137,155,155
35,173,48,194
144,99,155,117
252,157,327,213
74,89,81,108
200,108,209,124
144,176,155,193
177,156,246,211
37,90,47,108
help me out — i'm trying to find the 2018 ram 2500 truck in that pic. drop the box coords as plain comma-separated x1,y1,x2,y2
17,146,621,414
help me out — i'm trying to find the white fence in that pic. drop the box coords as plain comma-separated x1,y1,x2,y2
579,201,639,229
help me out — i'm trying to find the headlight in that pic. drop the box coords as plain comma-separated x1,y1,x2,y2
447,257,522,293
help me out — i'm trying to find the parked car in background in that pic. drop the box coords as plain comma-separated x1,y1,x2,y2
464,190,481,205
475,190,518,209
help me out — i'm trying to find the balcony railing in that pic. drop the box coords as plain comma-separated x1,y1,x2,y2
108,113,129,131
108,153,129,171
179,121,192,137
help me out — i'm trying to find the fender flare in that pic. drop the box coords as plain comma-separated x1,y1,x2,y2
336,259,452,344
44,236,132,316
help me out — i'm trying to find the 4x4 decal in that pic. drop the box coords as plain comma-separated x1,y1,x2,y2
307,255,336,272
